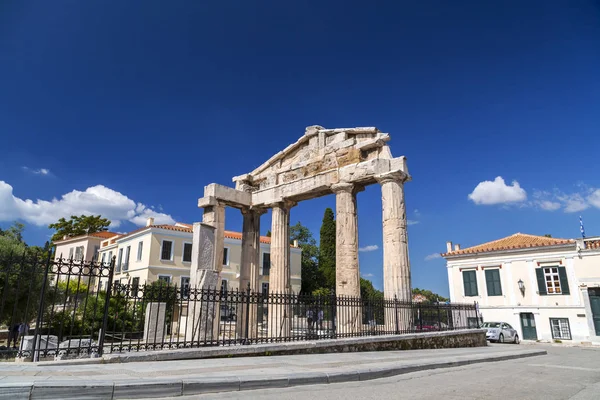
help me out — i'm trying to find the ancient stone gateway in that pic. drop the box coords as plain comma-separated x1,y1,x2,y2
191,125,412,339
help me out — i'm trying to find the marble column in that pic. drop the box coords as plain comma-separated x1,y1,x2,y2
332,183,361,335
267,201,293,339
237,208,264,339
201,203,226,340
377,171,412,332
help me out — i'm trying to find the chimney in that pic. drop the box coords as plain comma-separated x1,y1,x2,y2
63,235,68,240
146,217,154,227
454,244,461,251
293,240,299,247
446,241,453,253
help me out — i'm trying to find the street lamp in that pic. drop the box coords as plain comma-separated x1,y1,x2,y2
518,279,525,296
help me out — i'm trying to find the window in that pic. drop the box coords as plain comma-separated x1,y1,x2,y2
262,282,269,296
117,248,123,273
92,245,100,261
181,276,190,299
550,318,571,340
161,240,173,261
183,243,192,263
462,270,478,297
536,266,570,295
123,246,130,271
75,246,84,261
222,248,229,266
262,253,271,276
221,279,228,295
101,253,106,265
131,277,140,295
158,275,171,284
68,248,74,259
485,269,502,296
137,241,143,261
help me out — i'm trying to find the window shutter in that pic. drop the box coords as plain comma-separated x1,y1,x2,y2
558,267,570,295
536,268,547,295
463,270,478,296
485,270,494,296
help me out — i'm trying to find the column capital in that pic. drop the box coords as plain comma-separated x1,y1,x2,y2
331,182,354,194
265,200,297,210
241,207,268,216
375,170,409,185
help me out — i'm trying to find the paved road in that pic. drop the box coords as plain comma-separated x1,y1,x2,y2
194,344,600,400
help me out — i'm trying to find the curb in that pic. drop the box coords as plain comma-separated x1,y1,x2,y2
0,349,546,399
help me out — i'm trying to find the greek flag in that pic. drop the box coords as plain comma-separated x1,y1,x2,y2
580,216,585,238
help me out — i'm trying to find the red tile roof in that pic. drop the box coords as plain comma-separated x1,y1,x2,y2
54,231,119,243
442,233,575,257
116,223,291,246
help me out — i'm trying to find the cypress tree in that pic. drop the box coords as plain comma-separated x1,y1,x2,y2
318,208,336,290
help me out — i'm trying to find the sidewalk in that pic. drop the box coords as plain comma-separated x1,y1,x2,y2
0,345,546,399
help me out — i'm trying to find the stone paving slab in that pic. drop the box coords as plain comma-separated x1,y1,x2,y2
0,345,546,399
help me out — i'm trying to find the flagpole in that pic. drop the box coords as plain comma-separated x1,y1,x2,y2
580,215,585,239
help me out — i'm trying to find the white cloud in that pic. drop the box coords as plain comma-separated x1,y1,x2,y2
22,167,51,176
407,220,419,226
560,194,589,213
468,176,527,205
537,200,561,211
0,181,175,228
424,253,442,261
358,245,379,252
588,190,600,209
361,273,374,278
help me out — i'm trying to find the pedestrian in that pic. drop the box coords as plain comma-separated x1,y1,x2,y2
9,323,19,348
317,309,324,331
306,308,314,333
18,322,29,342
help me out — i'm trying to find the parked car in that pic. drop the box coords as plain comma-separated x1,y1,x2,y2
481,321,519,344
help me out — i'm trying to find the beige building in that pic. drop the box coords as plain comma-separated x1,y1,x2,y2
95,219,302,294
53,231,119,263
443,233,600,344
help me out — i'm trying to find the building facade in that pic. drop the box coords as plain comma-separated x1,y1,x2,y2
443,233,600,345
95,219,302,294
53,231,119,263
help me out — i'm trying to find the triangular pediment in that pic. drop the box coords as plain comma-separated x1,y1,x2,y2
233,126,391,191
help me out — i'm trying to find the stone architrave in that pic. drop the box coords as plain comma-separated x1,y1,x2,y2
377,171,412,332
236,208,264,339
186,223,220,343
144,302,166,344
267,202,293,339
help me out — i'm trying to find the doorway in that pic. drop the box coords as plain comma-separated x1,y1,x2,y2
589,288,600,336
520,312,538,340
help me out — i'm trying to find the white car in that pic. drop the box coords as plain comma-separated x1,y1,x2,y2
481,321,520,344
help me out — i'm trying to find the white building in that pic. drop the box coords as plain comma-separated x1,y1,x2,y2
443,233,600,344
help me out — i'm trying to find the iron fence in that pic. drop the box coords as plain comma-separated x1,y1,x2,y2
0,253,479,361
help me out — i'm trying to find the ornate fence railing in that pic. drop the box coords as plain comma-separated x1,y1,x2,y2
0,252,479,361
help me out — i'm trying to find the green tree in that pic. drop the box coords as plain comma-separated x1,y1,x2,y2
360,278,383,300
48,215,111,243
289,222,320,294
318,208,336,290
0,224,47,326
412,287,449,303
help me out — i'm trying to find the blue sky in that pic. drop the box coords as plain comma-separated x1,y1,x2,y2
1,1,599,297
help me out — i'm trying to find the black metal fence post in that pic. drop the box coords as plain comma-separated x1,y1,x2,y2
244,283,251,344
97,256,116,356
437,301,442,330
31,249,53,362
394,295,399,334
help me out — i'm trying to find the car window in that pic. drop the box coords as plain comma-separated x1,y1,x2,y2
506,324,513,330
482,322,501,328
502,324,508,329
